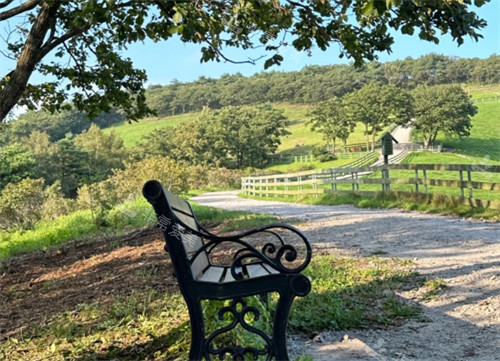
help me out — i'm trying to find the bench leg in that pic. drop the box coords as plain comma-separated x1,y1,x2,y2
272,292,295,361
187,301,205,361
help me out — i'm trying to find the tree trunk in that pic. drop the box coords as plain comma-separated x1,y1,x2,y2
0,2,59,122
423,136,429,148
343,139,347,153
365,124,369,152
332,138,336,154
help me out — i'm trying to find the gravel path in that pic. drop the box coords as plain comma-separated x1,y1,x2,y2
192,191,500,361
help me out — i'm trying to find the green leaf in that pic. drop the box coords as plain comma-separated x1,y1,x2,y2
362,1,375,16
173,11,182,24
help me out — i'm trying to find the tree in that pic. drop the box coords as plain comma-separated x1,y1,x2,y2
412,85,477,147
307,97,354,152
55,134,88,198
0,0,488,123
24,130,59,185
0,142,35,191
343,83,413,151
0,178,46,230
203,104,289,168
74,124,127,182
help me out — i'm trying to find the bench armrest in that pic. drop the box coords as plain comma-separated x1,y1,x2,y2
179,220,312,281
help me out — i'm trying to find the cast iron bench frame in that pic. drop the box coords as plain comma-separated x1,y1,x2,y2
142,180,312,361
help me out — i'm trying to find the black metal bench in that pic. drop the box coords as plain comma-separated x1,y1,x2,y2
142,180,312,361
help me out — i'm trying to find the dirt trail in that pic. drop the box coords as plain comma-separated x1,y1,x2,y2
192,191,500,361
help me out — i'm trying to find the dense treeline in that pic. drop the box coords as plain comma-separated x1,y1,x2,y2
0,109,124,146
145,54,500,116
0,104,284,231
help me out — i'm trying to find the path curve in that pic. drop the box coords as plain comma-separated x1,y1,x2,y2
192,191,500,361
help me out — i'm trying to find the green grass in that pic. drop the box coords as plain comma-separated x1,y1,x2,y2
275,102,384,157
439,101,500,160
241,191,500,221
0,197,277,260
290,256,424,332
421,278,448,301
462,84,500,100
106,103,389,157
104,112,199,147
0,210,100,260
262,157,362,173
1,255,424,361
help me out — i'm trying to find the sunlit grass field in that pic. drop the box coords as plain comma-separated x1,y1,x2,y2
463,83,500,100
106,102,383,154
104,112,199,147
439,101,500,160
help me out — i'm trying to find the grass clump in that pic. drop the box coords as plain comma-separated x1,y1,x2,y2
421,278,448,301
289,256,423,332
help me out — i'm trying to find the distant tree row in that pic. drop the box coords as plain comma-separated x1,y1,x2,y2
0,109,124,146
145,54,500,116
0,125,127,198
0,105,285,231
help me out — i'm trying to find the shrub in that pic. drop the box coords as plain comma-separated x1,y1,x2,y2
0,178,46,230
311,145,337,162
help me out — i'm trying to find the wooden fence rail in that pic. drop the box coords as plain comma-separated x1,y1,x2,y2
242,164,500,209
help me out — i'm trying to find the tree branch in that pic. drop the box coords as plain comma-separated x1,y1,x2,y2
205,39,264,65
0,0,14,9
0,0,41,21
38,23,91,62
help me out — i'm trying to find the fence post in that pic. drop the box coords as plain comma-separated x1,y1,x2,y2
459,170,464,198
351,172,355,191
313,174,318,197
423,170,428,194
266,178,269,197
415,169,419,193
468,170,473,199
330,169,337,191
274,177,277,198
285,177,289,198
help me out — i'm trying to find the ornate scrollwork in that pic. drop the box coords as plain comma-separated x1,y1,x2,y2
205,298,272,361
178,220,311,283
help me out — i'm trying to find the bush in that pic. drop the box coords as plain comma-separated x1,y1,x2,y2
311,145,337,162
0,178,46,230
205,167,242,189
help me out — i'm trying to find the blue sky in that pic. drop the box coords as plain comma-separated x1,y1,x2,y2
125,1,500,85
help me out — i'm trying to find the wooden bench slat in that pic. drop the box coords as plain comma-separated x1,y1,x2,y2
198,266,225,283
261,263,279,275
246,264,271,279
165,191,193,215
222,267,241,283
191,254,210,279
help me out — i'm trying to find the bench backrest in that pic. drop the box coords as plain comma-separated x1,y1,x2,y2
143,180,209,280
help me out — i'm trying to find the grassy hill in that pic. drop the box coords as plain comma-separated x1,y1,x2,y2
104,112,199,147
438,101,500,160
106,103,380,153
106,84,499,170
